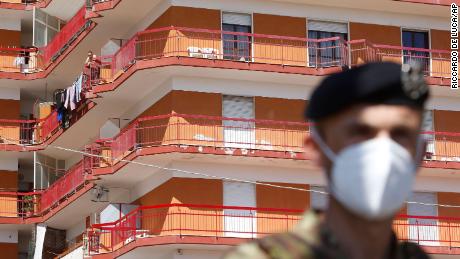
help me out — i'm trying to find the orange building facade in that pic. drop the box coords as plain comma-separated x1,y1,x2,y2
0,0,457,258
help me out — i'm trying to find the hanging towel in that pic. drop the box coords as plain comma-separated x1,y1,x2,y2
75,73,83,103
64,87,71,109
69,84,76,111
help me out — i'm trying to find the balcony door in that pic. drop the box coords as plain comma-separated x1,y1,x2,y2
223,181,256,238
222,95,255,149
408,192,439,246
222,13,252,61
308,21,348,67
402,30,430,74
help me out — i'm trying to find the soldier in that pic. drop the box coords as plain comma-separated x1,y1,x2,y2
224,62,430,259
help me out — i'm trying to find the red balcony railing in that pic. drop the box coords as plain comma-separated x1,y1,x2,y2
348,39,451,79
85,114,309,169
83,27,450,90
85,27,347,87
0,6,89,73
0,115,459,219
85,204,460,255
0,100,93,151
85,114,460,168
41,6,88,65
0,191,40,218
0,47,43,73
40,160,87,212
0,111,59,148
86,204,303,254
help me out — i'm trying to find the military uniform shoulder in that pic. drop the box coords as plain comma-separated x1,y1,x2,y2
224,210,324,259
224,232,316,259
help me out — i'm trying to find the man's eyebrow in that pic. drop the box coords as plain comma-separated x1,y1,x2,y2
390,125,418,135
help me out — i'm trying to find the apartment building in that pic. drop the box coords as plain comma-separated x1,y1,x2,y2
0,0,457,258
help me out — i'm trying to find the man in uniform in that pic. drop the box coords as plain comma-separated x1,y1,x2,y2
224,62,430,259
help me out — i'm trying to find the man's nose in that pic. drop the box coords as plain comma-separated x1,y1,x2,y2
376,130,391,139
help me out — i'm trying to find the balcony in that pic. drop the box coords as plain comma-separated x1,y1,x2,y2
87,114,460,173
85,204,460,256
0,159,92,223
83,26,450,94
0,0,46,10
0,6,93,79
0,114,458,222
0,100,94,152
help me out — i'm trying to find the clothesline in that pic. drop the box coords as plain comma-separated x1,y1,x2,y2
54,73,87,129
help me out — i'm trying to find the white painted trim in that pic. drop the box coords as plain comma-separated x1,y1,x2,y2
0,230,18,243
0,88,20,100
0,18,21,31
121,0,172,40
0,157,18,171
171,76,310,100
120,78,172,121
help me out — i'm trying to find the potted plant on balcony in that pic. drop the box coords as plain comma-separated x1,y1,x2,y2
22,195,35,217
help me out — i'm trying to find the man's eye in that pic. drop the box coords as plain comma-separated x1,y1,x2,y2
391,131,413,146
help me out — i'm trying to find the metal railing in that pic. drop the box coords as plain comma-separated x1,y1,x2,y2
85,204,460,255
0,114,459,219
86,204,303,254
84,26,450,88
0,111,59,148
85,113,309,169
0,47,43,73
85,113,460,168
0,5,89,73
0,191,40,218
0,0,42,5
0,101,93,149
40,160,87,212
86,26,347,86
348,39,451,79
41,6,89,65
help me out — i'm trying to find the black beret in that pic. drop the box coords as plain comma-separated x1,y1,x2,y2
305,62,429,121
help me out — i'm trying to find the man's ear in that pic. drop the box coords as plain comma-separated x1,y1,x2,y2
304,135,326,168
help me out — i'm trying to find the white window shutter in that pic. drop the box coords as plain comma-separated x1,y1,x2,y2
308,20,348,33
223,12,252,26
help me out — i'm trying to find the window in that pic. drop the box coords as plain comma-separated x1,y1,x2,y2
33,8,64,47
223,181,256,238
222,95,255,148
308,21,348,67
407,192,439,246
222,13,252,61
402,30,430,73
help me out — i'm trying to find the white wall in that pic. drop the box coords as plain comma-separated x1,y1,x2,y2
122,0,171,39
0,18,20,31
172,76,310,100
0,157,18,171
101,40,122,57
120,78,171,122
66,219,86,243
0,88,20,100
61,246,83,259
0,230,18,243
173,249,225,259
100,119,121,139
171,160,324,185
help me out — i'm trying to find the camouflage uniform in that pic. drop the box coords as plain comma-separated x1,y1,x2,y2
224,210,429,259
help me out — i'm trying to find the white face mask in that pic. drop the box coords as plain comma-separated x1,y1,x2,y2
311,128,420,221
